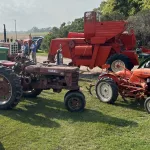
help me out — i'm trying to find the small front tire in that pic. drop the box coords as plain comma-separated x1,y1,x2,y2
64,91,86,112
96,78,118,104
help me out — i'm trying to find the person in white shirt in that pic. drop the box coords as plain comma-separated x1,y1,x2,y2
21,41,26,56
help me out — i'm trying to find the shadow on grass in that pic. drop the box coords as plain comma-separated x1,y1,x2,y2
115,99,145,112
0,97,138,128
0,142,5,150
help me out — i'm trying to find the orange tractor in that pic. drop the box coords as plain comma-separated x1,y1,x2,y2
94,61,150,113
48,11,150,72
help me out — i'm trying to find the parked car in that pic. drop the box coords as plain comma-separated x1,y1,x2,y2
35,38,43,50
32,36,44,41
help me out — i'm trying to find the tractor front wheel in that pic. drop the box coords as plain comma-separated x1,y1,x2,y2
144,97,150,113
96,78,118,104
106,54,134,72
64,91,86,112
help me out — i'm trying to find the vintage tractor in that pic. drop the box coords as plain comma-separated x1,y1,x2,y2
0,41,19,61
48,11,150,72
0,45,86,112
0,47,22,110
94,62,150,113
0,24,31,62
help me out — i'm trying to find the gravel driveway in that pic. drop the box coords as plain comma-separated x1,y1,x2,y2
36,55,138,75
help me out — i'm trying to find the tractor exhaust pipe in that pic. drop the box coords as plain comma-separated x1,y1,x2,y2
3,24,6,42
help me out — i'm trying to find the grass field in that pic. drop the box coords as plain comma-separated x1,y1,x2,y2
37,50,48,57
0,32,48,41
0,78,150,150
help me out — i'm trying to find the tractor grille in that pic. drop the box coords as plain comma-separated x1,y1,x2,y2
10,42,19,54
72,72,79,86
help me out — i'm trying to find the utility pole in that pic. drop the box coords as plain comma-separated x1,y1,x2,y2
14,20,17,40
3,24,6,42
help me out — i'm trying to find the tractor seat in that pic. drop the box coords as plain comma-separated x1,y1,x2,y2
0,60,16,67
138,53,150,59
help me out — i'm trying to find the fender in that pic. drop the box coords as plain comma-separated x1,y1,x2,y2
98,73,119,84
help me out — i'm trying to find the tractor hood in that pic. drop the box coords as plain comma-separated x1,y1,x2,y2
25,64,79,75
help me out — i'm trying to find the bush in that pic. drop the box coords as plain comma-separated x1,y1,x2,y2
40,34,57,52
127,10,150,47
40,18,84,52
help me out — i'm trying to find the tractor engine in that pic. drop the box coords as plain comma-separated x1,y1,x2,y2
23,64,79,92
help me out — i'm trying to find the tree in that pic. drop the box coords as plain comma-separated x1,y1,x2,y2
142,0,150,10
99,0,143,17
40,17,84,51
127,10,150,47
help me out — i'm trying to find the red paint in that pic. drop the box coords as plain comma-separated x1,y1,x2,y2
48,11,150,69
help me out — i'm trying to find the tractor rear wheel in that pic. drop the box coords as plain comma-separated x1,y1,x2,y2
0,66,22,110
96,78,118,104
64,91,86,112
144,97,150,113
23,89,42,98
106,54,134,72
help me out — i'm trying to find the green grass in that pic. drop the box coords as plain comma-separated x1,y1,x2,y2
0,79,150,150
37,50,48,57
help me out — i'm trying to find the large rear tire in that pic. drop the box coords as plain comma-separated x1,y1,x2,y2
0,66,22,110
106,54,134,72
96,78,118,104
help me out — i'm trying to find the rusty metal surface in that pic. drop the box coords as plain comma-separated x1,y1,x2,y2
23,64,80,91
25,64,79,74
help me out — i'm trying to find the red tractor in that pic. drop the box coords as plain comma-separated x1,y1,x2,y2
0,46,86,112
48,11,150,72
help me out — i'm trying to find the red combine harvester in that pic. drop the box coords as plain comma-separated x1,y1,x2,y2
48,11,150,72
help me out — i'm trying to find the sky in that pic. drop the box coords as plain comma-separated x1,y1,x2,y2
0,0,102,32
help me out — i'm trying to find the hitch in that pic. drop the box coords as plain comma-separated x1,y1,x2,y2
86,84,95,96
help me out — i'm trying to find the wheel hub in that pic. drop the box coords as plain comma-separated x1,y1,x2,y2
101,84,110,98
111,60,125,72
0,74,12,105
97,82,112,102
68,98,81,110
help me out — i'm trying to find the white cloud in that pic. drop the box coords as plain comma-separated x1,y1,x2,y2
0,0,102,31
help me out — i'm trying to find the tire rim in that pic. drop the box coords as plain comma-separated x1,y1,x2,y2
146,100,150,112
111,60,125,72
97,82,112,102
0,74,12,105
68,97,82,110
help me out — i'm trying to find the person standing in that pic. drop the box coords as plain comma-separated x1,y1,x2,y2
30,41,37,64
25,42,29,56
21,41,26,55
